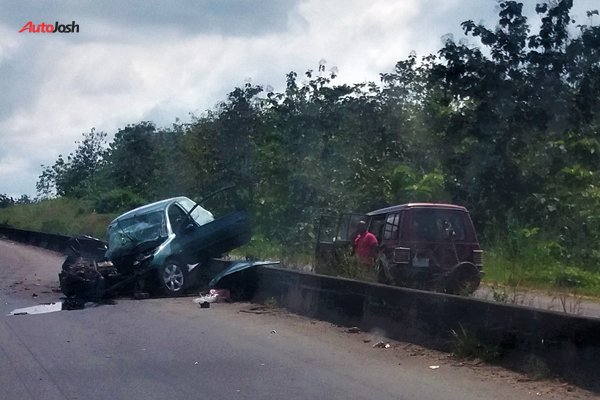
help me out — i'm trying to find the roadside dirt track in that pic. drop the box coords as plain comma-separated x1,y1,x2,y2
473,284,600,318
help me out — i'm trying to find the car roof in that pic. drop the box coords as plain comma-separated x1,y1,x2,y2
366,203,467,216
110,196,192,223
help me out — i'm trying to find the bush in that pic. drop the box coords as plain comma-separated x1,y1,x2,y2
92,189,146,213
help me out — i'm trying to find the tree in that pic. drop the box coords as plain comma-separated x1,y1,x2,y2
36,129,108,198
0,194,14,208
103,122,164,200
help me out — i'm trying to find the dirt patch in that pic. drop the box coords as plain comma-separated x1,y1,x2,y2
0,239,63,303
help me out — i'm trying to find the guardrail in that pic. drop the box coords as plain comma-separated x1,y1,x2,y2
1,225,599,391
0,226,71,252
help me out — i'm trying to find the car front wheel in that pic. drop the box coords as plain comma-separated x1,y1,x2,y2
158,260,188,295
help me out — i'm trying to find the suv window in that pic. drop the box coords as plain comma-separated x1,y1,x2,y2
369,214,387,242
411,210,466,241
383,213,400,240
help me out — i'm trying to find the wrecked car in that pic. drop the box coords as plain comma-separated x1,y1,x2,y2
315,203,483,295
59,187,255,298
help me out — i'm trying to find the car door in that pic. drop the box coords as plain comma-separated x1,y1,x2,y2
314,213,364,274
167,203,200,265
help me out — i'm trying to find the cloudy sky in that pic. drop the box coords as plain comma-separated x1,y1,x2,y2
0,0,597,197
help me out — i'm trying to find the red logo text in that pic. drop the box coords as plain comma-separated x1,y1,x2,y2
19,21,79,33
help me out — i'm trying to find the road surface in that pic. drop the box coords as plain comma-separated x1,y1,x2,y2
0,240,596,400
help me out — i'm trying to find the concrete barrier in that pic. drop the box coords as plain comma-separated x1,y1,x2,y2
2,225,599,391
0,226,71,252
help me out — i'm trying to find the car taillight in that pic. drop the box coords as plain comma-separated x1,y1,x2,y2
393,247,410,264
473,250,483,267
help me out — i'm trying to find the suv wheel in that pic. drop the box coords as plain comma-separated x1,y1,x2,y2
445,262,480,295
159,260,188,295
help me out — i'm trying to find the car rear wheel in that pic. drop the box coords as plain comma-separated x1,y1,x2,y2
158,260,188,295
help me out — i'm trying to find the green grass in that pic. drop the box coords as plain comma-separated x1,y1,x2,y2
0,198,116,239
231,234,284,260
482,238,600,297
232,234,314,268
451,324,499,361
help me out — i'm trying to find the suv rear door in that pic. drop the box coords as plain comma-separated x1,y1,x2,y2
407,208,476,272
314,213,364,274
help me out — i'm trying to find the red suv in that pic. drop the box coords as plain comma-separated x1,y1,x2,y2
315,203,483,294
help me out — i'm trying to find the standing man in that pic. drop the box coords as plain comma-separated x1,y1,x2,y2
353,220,378,265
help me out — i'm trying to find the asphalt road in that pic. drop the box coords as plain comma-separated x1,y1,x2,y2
0,240,596,400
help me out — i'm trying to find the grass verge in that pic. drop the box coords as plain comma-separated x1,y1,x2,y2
0,197,116,239
483,241,600,298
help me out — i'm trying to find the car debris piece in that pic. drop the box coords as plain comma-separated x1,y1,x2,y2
429,365,440,370
372,341,391,348
207,260,279,288
346,326,361,333
193,288,231,304
62,298,86,310
9,302,63,316
200,301,210,309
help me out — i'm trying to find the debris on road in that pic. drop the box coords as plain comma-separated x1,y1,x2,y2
62,298,86,310
429,365,440,370
238,304,281,315
373,341,391,349
193,289,231,304
346,326,361,333
9,302,63,316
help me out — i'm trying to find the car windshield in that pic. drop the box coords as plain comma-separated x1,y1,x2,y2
107,210,167,253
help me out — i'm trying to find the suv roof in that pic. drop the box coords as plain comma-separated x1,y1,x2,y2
366,203,467,216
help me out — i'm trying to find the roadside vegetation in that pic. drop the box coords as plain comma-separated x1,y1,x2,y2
0,197,115,238
2,1,599,297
